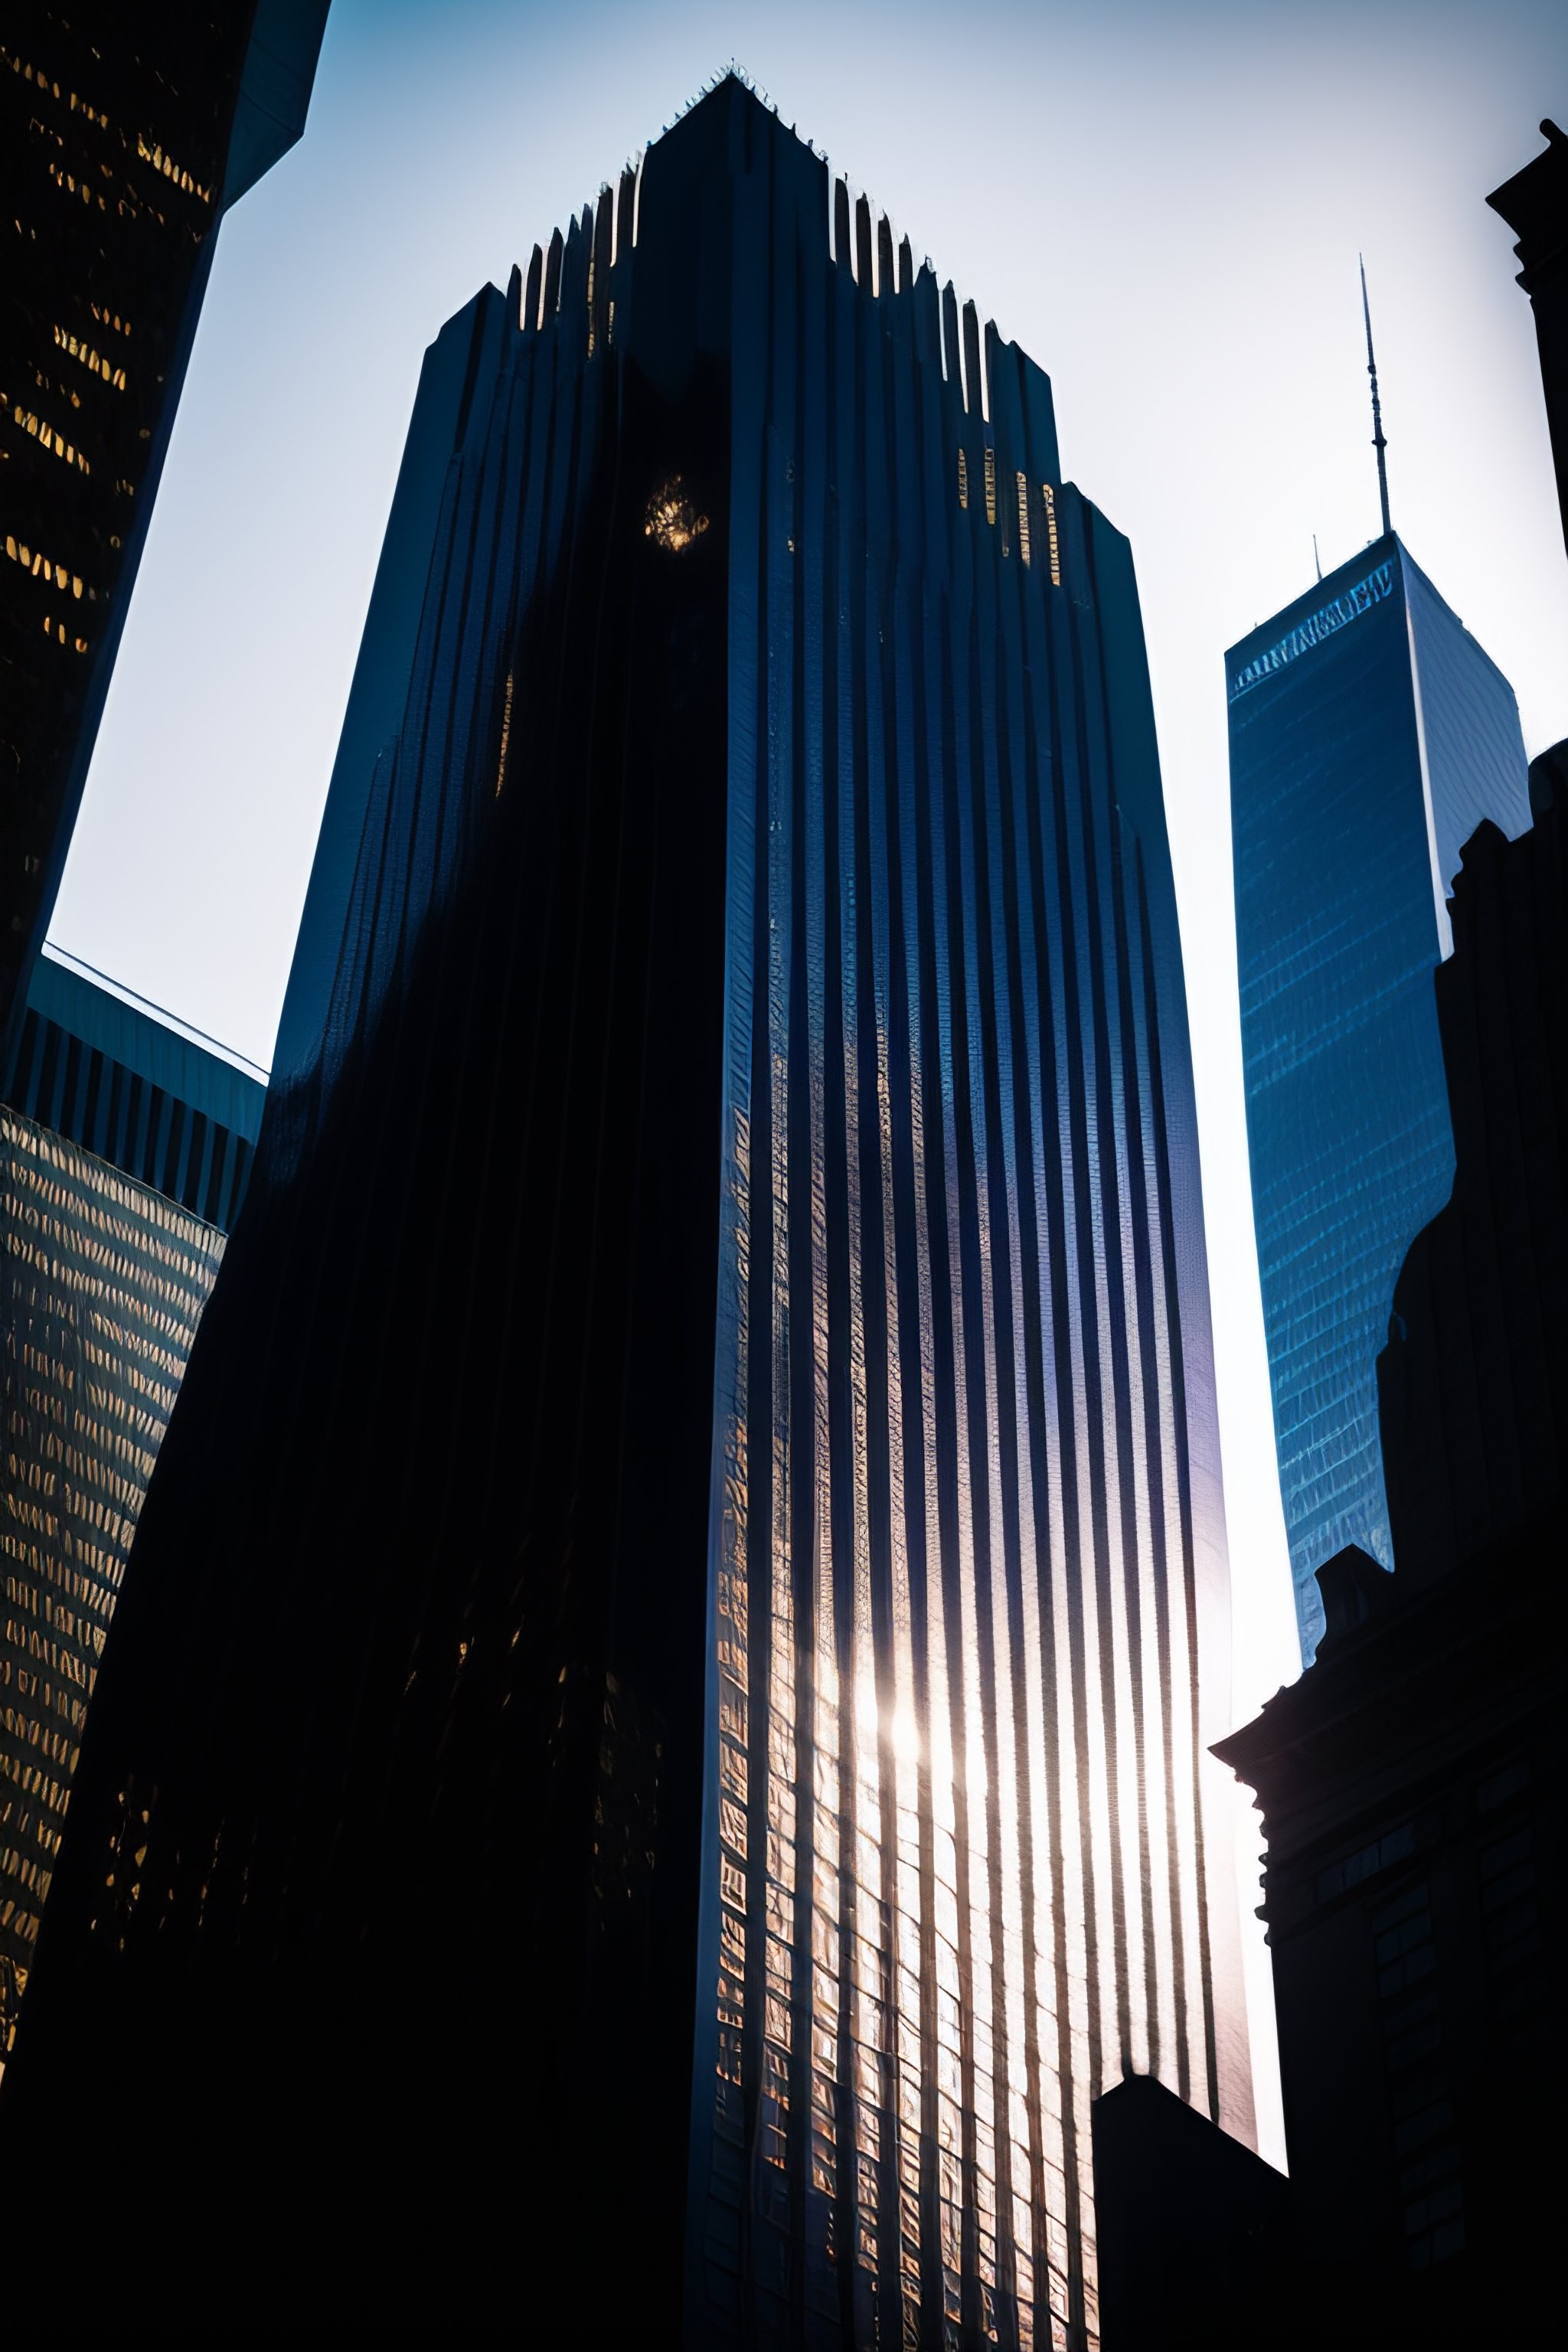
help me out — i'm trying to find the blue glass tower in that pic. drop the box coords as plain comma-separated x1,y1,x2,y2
1228,535,1530,1658
3,81,1251,2347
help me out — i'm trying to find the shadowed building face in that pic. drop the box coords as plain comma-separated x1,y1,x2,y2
2,79,1250,2348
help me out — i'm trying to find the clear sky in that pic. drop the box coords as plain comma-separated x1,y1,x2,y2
47,0,1568,2160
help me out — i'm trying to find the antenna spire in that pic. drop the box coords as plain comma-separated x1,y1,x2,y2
1360,255,1392,539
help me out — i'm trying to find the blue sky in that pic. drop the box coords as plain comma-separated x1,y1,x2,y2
47,0,1568,2158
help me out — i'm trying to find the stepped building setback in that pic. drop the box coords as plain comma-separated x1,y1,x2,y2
2,80,1252,2347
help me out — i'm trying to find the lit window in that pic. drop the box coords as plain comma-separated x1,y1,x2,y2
1041,483,1061,586
495,671,514,797
644,479,709,552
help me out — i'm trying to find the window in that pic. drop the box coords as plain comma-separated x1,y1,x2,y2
1041,484,1061,586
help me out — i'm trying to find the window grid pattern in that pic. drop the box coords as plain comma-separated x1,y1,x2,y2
0,1109,223,2058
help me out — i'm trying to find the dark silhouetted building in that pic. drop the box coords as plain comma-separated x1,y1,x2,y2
1,952,263,2073
1216,783,1566,2347
1,80,1256,2344
1091,2071,1289,2350
1227,538,1530,1658
1488,120,1568,558
0,1,329,1059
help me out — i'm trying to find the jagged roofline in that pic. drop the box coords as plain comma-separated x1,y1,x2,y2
501,68,1032,425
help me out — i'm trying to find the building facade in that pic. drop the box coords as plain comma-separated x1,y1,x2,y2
0,952,262,2070
0,0,328,1058
1214,784,1566,2348
2,82,1250,2347
1228,537,1530,1658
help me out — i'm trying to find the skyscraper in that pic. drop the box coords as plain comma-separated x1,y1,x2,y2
2,81,1251,2347
1228,534,1530,1658
0,0,329,1059
1,951,263,2071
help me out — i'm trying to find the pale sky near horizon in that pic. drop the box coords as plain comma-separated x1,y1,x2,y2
46,0,1568,2164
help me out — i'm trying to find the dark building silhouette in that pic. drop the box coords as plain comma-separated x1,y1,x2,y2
1090,2072,1289,2350
0,79,1256,2344
1,953,263,2078
1489,121,1568,558
1227,539,1529,1658
0,0,329,1060
1216,784,1566,2346
1377,779,1566,1579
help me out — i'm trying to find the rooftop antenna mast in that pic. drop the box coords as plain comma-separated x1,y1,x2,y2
1360,255,1392,539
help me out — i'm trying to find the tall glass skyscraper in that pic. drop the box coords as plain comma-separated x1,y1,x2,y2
2,81,1250,2347
1228,535,1530,1658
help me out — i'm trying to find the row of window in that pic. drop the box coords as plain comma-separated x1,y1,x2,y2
10,1236,211,1364
0,1658,90,1731
0,1708,78,1775
39,613,90,654
7,1413,148,1520
3,1529,124,1613
0,1753,68,1824
11,1141,221,1269
6,401,90,475
134,132,211,204
37,139,171,237
5,532,95,598
9,45,214,211
0,1810,63,1870
11,1200,214,1309
52,324,126,390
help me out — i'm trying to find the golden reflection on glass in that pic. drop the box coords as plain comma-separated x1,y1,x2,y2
1041,482,1062,587
0,1112,222,2066
644,479,710,553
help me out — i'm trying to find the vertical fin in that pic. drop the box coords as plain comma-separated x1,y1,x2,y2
855,192,874,291
877,213,896,298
